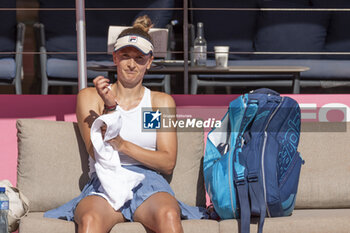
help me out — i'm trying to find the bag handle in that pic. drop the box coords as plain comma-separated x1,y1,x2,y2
250,88,280,96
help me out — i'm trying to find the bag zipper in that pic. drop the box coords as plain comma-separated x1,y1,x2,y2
261,97,284,217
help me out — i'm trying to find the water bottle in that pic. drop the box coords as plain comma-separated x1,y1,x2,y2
193,22,207,66
0,187,9,233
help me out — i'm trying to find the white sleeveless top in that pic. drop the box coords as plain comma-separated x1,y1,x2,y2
89,87,156,175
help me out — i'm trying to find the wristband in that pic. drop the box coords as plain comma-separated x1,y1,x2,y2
104,103,117,112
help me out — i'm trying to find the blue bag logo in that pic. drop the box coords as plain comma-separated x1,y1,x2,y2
143,110,161,129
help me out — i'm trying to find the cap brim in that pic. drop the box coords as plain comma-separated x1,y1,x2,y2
114,35,153,55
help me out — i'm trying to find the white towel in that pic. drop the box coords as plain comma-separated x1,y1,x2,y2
90,110,145,211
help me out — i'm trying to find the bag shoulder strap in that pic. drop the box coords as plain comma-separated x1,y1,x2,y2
232,97,259,233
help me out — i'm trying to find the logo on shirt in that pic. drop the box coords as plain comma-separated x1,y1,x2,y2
143,110,161,129
129,36,138,43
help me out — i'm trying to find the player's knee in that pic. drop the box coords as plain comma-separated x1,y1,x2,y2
157,206,180,223
78,211,101,229
154,206,182,233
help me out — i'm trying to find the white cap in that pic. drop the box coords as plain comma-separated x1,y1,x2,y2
114,35,154,55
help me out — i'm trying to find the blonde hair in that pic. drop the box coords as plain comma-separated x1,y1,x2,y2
133,15,154,33
117,15,154,44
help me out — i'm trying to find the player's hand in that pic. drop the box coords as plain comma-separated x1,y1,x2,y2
108,135,125,152
93,76,116,107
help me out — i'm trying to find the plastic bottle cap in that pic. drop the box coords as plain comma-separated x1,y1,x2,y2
0,187,5,192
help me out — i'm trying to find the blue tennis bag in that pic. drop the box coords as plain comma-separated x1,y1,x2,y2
204,88,304,233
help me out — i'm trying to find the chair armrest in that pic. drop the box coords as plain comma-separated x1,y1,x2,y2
33,23,46,51
15,23,25,66
33,23,47,70
16,23,25,54
33,23,49,94
13,23,26,94
15,23,25,71
15,22,25,65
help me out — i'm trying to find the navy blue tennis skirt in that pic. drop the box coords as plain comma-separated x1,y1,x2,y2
44,165,208,222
